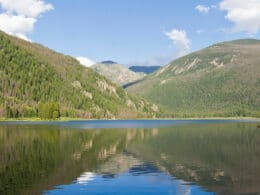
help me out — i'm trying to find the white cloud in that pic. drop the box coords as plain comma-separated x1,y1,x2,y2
165,29,191,57
0,0,53,41
132,29,192,66
220,0,260,34
76,57,96,67
0,0,53,17
0,13,36,40
195,5,210,13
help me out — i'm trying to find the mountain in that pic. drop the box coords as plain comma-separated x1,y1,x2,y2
129,66,161,74
127,39,260,117
100,60,117,64
91,62,145,86
0,31,159,119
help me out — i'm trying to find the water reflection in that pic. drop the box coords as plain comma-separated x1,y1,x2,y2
77,172,96,185
62,153,211,195
0,122,259,194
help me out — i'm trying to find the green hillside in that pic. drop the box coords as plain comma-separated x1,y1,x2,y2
0,31,159,119
127,39,260,117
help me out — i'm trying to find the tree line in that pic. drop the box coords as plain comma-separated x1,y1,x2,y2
4,102,61,119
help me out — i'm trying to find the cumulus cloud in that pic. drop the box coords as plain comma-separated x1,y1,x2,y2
165,29,191,57
76,57,96,67
0,13,36,40
220,0,260,34
133,29,192,66
195,5,210,13
0,0,53,41
0,0,53,17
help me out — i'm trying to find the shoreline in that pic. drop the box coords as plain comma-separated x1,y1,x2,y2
0,117,259,122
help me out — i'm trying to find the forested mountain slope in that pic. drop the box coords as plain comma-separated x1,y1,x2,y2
127,39,260,117
0,31,158,119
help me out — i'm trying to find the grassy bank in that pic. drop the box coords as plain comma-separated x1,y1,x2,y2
0,117,87,122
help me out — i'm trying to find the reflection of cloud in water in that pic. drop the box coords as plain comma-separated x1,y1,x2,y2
65,153,207,194
176,180,191,195
77,172,96,185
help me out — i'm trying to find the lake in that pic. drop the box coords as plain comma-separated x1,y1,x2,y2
0,119,260,195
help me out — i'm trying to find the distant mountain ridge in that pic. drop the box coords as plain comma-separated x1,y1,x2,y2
129,66,161,74
91,62,145,86
100,60,117,64
127,39,260,117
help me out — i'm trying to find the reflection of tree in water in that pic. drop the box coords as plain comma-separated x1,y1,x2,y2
127,123,260,194
1,122,259,195
0,125,158,195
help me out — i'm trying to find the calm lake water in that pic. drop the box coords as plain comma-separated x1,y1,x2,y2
0,120,260,195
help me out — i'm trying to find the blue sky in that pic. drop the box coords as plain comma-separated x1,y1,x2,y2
0,0,260,66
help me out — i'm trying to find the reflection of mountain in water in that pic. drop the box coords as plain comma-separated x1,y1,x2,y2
127,123,260,194
0,125,158,194
97,153,143,175
129,164,160,176
1,122,260,194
